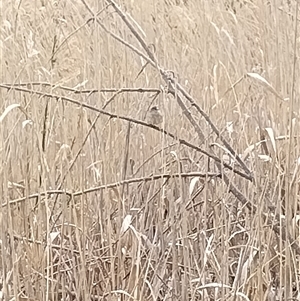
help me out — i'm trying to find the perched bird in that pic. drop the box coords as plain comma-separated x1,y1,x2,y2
147,106,163,125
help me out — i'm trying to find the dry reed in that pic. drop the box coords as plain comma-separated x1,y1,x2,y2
1,0,300,300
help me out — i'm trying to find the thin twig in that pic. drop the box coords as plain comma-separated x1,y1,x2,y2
5,172,221,207
2,82,161,94
0,84,251,180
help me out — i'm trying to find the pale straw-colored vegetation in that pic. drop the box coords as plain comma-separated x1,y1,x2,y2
1,0,300,300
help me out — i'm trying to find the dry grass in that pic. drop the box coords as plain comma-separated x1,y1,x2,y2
1,0,300,300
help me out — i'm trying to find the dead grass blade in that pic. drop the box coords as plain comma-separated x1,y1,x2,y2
0,103,20,123
247,72,286,100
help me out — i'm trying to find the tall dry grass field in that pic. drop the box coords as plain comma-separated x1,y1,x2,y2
1,0,300,300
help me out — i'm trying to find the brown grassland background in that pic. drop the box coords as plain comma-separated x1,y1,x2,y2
1,0,300,300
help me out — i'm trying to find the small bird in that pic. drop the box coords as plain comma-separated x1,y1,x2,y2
147,106,163,125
